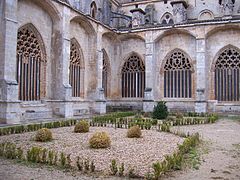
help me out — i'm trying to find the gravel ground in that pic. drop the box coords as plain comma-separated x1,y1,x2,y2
166,118,240,180
1,119,239,180
0,127,183,177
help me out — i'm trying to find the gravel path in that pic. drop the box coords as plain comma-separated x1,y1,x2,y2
167,118,240,180
1,119,240,180
0,127,183,177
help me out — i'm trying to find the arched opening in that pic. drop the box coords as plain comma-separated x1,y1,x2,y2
163,49,193,98
160,13,174,25
214,46,240,102
102,49,110,98
69,38,85,98
90,1,97,19
198,10,214,20
16,24,46,101
121,54,145,98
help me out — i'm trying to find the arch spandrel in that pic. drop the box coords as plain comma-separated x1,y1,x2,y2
153,29,197,43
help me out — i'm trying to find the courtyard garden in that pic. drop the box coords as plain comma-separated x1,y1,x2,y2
0,102,222,179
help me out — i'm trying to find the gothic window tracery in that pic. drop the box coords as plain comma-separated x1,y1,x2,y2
161,13,174,25
214,46,240,101
16,24,46,101
69,39,84,98
122,54,145,98
164,49,193,98
102,50,110,98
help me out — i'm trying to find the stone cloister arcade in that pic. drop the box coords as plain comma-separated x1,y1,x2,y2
0,0,240,124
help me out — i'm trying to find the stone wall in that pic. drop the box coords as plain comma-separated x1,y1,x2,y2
0,0,240,124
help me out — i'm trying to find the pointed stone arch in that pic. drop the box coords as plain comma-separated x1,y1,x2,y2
69,38,85,98
16,23,47,101
121,52,145,98
90,1,97,19
160,12,174,25
212,45,240,102
162,48,194,98
102,49,111,98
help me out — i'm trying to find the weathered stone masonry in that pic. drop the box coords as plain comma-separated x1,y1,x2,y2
0,0,240,124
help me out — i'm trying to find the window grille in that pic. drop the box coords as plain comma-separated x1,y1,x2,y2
122,55,145,98
102,50,110,98
164,50,192,98
215,47,240,101
16,25,46,101
69,39,84,98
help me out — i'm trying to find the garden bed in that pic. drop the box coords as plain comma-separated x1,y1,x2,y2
0,126,183,177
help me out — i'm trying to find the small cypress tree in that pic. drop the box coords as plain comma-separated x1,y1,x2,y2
152,101,168,120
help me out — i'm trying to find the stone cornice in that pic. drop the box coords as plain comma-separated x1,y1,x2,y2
53,0,240,35
117,19,240,34
121,0,161,7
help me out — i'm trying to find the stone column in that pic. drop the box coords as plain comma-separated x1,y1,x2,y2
94,26,106,114
52,6,72,118
61,6,72,101
195,38,207,113
143,31,155,112
0,0,21,124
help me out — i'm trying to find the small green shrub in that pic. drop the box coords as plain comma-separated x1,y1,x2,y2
60,152,66,167
89,132,111,149
48,150,54,165
152,162,162,179
110,159,118,175
41,148,47,163
160,124,170,132
66,154,71,168
143,112,152,118
127,126,142,138
16,147,24,160
53,152,58,165
128,167,138,178
27,146,42,163
90,161,95,172
145,171,154,180
151,119,158,125
84,159,90,172
152,101,168,120
35,128,52,142
118,162,125,176
176,112,184,119
3,142,17,159
74,120,89,133
76,156,83,171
